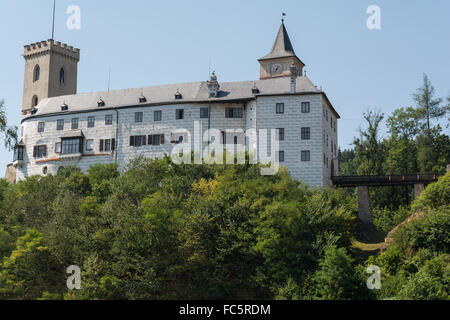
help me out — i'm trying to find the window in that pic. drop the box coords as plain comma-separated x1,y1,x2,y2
43,167,48,175
152,135,161,146
98,99,105,107
326,109,329,121
34,65,40,82
175,91,183,100
32,96,39,107
276,103,284,114
33,145,47,158
135,112,143,123
148,134,165,146
301,102,310,113
331,140,334,153
61,104,69,111
38,122,45,133
200,108,209,119
105,139,111,152
176,109,184,120
15,145,25,161
301,150,311,162
105,114,113,125
278,151,285,163
301,127,310,140
86,139,94,151
324,153,326,164
88,116,95,128
130,135,147,147
326,134,329,146
154,111,162,122
59,68,65,85
57,119,64,131
62,138,82,154
71,118,79,129
225,108,243,119
334,121,337,132
331,116,333,128
139,96,147,103
55,142,62,154
18,146,24,160
334,144,337,157
277,128,285,141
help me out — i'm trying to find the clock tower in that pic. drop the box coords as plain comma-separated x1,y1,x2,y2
258,19,305,80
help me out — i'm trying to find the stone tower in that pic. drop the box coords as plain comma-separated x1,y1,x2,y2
258,20,304,80
22,39,80,112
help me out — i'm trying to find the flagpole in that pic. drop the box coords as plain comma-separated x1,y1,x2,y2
51,0,56,40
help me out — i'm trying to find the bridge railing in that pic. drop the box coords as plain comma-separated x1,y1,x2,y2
332,173,442,187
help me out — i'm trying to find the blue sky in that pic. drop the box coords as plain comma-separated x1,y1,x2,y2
0,0,449,176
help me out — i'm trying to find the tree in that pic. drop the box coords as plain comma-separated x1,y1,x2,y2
353,110,385,175
0,99,18,150
312,247,371,300
412,74,446,131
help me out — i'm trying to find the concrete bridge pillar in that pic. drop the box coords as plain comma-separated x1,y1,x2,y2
358,186,372,224
413,183,425,200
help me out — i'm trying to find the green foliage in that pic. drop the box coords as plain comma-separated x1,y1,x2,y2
0,99,18,150
0,229,64,299
396,255,449,300
0,157,360,300
412,172,450,212
373,205,411,233
394,208,449,254
312,247,372,300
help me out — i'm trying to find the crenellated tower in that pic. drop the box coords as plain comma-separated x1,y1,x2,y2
22,39,80,112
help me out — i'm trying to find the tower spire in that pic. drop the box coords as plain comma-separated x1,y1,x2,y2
257,18,305,80
259,19,296,60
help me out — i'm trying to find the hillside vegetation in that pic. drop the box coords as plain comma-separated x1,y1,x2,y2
0,159,448,300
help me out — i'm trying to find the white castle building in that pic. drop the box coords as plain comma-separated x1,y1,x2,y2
10,20,340,188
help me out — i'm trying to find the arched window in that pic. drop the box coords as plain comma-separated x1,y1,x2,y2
32,96,38,107
59,68,65,85
34,65,40,82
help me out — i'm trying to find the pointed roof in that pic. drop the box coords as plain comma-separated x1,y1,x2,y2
259,20,297,60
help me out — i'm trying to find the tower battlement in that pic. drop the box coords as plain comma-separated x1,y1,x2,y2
24,39,80,61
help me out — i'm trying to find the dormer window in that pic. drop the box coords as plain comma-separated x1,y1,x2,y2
61,103,68,111
97,99,105,107
175,90,183,100
252,83,260,94
139,95,147,103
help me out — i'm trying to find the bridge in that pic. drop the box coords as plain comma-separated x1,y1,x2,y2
331,171,446,224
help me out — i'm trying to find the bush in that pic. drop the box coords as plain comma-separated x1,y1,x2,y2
412,172,450,212
394,208,450,254
373,205,411,233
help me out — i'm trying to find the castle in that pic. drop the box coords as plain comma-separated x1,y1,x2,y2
9,20,340,188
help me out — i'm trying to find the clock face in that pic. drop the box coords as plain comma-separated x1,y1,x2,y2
271,63,283,75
